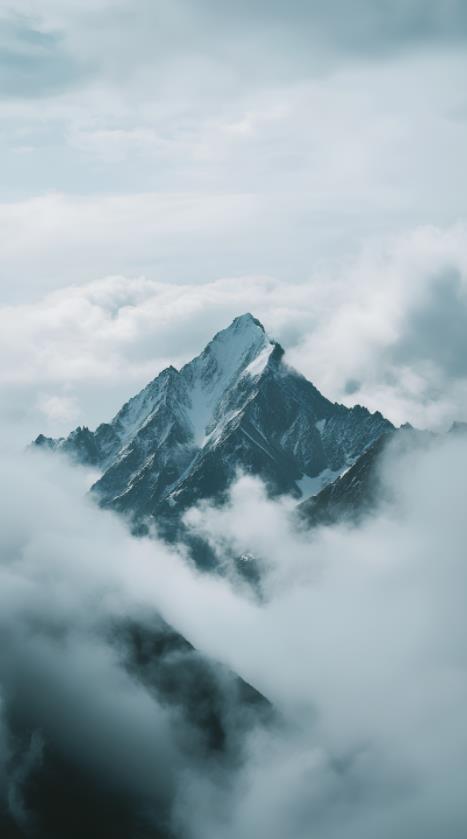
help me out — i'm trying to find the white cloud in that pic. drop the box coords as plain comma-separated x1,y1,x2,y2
169,433,467,839
2,223,467,444
0,445,265,834
36,393,80,423
1,415,466,837
287,224,467,429
1,12,467,288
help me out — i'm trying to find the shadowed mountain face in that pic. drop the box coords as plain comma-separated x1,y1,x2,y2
297,425,438,529
297,432,395,528
34,314,393,528
0,616,271,839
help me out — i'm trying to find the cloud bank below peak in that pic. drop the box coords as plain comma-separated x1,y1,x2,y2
1,403,467,838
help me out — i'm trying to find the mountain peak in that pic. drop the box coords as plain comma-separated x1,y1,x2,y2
190,312,272,376
173,314,274,446
231,312,265,331
34,315,394,524
208,313,267,350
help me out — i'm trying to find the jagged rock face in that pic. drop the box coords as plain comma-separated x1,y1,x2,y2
297,426,435,529
34,313,393,522
297,432,394,528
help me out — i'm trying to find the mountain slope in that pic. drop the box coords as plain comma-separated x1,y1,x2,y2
297,431,394,527
34,313,394,525
1,615,271,839
297,425,435,529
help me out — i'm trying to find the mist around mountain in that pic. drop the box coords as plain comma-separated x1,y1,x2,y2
1,314,465,839
0,448,276,839
3,408,467,839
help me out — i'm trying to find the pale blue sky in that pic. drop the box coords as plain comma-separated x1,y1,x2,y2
1,1,467,295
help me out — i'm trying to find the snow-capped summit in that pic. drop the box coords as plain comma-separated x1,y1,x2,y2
177,312,276,446
34,314,393,524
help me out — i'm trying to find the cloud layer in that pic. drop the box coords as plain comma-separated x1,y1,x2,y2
1,412,466,838
2,223,467,445
140,432,467,839
0,447,270,836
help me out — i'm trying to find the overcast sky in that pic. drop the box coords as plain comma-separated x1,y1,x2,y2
1,0,467,439
2,7,467,837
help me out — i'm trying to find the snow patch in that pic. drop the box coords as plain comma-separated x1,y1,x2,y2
243,343,274,379
182,317,270,445
297,467,345,500
185,380,216,447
